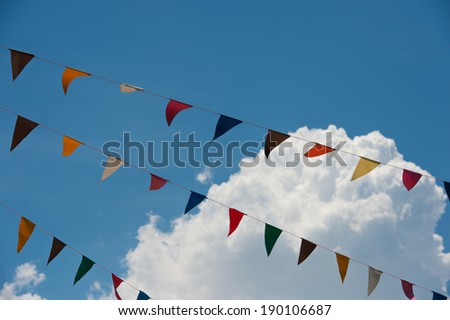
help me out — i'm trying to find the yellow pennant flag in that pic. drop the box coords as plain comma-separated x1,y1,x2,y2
101,156,124,181
62,136,83,156
62,67,91,94
335,253,350,283
350,157,381,181
17,217,35,253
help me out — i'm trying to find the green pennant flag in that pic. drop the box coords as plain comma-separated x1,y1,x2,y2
264,224,283,256
74,256,95,285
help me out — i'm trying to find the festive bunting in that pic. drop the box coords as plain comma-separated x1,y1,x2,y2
47,237,66,265
228,208,245,237
149,174,169,191
137,291,151,300
350,157,381,181
184,192,206,214
335,253,350,283
10,115,39,152
367,267,382,297
264,130,290,158
10,49,35,80
401,280,415,300
432,291,447,300
17,217,35,253
264,224,283,257
402,169,422,191
112,274,124,300
165,99,192,126
304,143,334,158
444,181,450,202
212,115,243,141
62,67,91,94
120,83,143,93
297,239,317,265
100,156,124,181
62,136,83,157
74,256,95,285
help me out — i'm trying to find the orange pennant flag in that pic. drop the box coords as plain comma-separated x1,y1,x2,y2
351,157,381,181
62,136,83,156
335,253,350,283
100,156,124,181
304,143,334,158
17,217,35,253
62,67,91,94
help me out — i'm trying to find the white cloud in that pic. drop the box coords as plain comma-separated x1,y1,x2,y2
196,167,213,184
123,125,450,299
0,262,45,300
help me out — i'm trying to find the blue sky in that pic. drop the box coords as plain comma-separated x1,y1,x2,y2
0,0,449,299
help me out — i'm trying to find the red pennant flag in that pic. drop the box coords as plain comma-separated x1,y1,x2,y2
264,130,290,158
149,174,169,191
304,143,334,158
165,99,192,126
228,208,245,237
112,274,124,300
10,116,39,152
401,280,415,300
10,49,35,80
402,169,422,191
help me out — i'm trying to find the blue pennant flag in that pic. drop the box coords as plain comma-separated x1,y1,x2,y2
212,115,243,141
432,291,447,300
184,192,207,214
444,181,450,202
137,291,151,300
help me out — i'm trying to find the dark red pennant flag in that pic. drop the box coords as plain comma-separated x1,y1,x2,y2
10,49,35,80
47,237,66,265
112,274,124,300
402,169,422,191
165,99,192,126
149,174,169,191
297,239,317,265
401,280,415,300
304,143,334,158
10,116,39,152
264,130,290,158
228,208,245,237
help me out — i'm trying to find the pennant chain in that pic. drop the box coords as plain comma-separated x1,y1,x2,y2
1,45,448,190
0,105,448,299
0,200,151,299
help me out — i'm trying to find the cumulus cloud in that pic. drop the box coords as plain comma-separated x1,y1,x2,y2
123,125,449,299
196,167,213,184
0,262,45,300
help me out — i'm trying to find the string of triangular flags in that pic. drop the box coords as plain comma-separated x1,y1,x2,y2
0,200,151,300
0,105,447,300
2,46,449,196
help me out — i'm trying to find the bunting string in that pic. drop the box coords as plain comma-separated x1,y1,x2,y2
0,104,446,299
0,45,446,186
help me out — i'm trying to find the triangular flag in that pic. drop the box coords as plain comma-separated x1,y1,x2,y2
137,291,151,300
165,99,192,126
264,224,283,257
297,239,317,265
432,291,447,300
10,49,35,80
62,136,83,156
212,115,243,141
101,156,124,181
10,115,39,152
17,217,35,253
264,130,290,158
351,157,381,181
228,208,245,237
47,237,66,265
112,274,124,300
367,267,382,297
149,174,169,191
62,67,91,94
401,280,415,300
74,256,95,285
120,83,143,93
402,169,422,191
444,181,450,202
304,143,334,158
184,192,206,214
335,253,350,283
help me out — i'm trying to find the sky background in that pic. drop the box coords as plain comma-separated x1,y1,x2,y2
0,0,450,300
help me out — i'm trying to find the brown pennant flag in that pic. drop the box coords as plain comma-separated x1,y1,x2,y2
297,239,317,265
10,116,39,152
10,49,35,80
47,237,67,265
264,130,290,158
